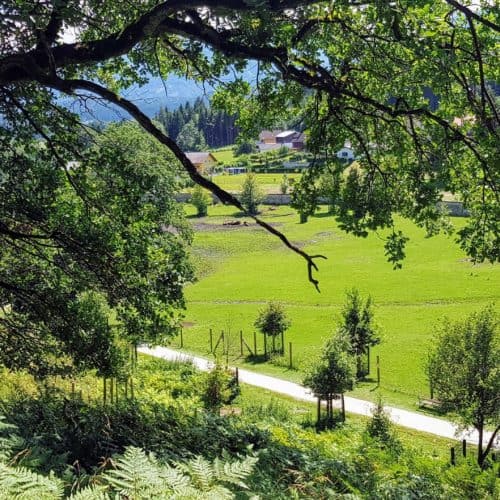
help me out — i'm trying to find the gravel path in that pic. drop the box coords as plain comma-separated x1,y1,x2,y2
139,345,498,448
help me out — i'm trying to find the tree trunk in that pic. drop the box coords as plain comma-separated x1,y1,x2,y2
479,424,500,468
477,421,484,467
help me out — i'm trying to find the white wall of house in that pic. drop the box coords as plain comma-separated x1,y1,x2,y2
336,147,355,161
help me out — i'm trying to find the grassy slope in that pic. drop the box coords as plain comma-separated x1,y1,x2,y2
180,204,499,410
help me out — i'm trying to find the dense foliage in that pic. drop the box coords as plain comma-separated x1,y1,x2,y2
427,306,499,467
0,357,497,498
0,120,193,376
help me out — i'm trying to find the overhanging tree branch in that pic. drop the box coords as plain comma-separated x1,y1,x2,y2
39,75,326,290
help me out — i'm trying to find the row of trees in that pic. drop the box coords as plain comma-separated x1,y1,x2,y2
156,98,238,151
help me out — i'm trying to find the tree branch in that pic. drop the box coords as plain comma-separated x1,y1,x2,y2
445,0,500,33
39,75,326,290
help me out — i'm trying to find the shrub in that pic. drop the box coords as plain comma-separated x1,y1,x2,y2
191,185,211,216
201,364,240,411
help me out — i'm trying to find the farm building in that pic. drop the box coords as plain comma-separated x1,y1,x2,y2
185,152,217,173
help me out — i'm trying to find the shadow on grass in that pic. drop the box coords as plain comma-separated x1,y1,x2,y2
312,210,334,219
244,354,269,365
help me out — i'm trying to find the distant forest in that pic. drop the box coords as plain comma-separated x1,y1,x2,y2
156,98,238,151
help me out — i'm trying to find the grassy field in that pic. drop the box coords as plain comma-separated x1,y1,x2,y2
177,204,499,411
210,172,301,193
210,146,236,164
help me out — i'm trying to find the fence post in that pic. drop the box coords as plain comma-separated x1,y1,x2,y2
235,367,239,386
209,328,213,353
180,327,184,348
240,330,244,356
450,447,456,466
289,342,293,369
376,356,380,385
430,380,434,400
253,331,257,356
462,439,467,457
341,394,346,422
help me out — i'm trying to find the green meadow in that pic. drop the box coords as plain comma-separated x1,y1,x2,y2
177,204,499,410
210,172,301,193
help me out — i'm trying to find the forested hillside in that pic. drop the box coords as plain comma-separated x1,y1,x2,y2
156,98,238,150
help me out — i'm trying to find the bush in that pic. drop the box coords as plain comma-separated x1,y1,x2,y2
235,141,256,156
365,397,401,451
191,185,211,216
201,364,240,411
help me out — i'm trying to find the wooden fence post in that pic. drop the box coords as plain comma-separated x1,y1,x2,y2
235,367,239,386
341,394,346,422
462,439,467,457
450,447,456,466
316,397,321,427
180,327,184,348
209,328,213,353
289,342,293,369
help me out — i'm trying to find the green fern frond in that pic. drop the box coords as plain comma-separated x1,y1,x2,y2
68,485,110,500
0,416,17,434
178,456,214,491
0,463,63,499
213,455,258,489
103,446,163,498
158,465,191,493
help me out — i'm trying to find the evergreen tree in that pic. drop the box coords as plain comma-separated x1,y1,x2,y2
340,289,380,378
176,120,207,152
240,174,264,215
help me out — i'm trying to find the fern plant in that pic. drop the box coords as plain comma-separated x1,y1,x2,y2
0,463,64,500
103,447,257,499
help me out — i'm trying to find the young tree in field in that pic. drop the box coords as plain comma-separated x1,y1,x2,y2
240,174,264,216
290,170,318,223
426,307,499,467
303,330,356,427
340,289,380,378
280,175,290,195
254,302,291,356
191,185,211,217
